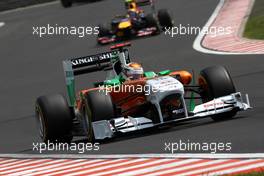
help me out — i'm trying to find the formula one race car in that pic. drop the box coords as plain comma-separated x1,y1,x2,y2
97,0,174,44
35,43,251,143
60,0,101,8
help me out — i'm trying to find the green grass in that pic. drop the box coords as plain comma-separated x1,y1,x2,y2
224,171,264,176
230,172,264,176
244,0,264,39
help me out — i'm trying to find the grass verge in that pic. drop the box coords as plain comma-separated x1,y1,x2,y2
244,0,264,39
225,170,264,176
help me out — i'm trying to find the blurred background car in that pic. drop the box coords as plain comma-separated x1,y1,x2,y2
97,0,174,44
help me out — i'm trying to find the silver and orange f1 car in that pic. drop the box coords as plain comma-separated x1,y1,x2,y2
35,43,251,143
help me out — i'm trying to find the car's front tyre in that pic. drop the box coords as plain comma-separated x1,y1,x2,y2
199,66,237,121
83,90,116,142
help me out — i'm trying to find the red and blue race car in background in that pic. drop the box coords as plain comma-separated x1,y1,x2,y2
97,0,174,44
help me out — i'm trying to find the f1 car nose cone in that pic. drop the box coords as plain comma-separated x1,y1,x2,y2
147,76,184,93
118,21,132,29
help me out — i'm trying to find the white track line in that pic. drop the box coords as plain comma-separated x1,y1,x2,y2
192,0,263,55
1,153,264,159
0,1,59,15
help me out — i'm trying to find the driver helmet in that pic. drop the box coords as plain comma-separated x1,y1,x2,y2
126,0,139,11
129,2,137,10
123,62,144,80
125,0,136,8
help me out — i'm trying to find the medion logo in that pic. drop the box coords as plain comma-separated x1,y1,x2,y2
71,52,117,66
203,102,224,108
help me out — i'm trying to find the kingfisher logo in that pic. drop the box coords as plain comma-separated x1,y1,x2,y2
71,57,95,66
71,51,118,66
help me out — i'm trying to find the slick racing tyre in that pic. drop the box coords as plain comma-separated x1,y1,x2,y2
84,90,116,142
158,9,173,30
98,24,111,37
199,66,237,121
145,14,159,33
35,94,73,143
146,14,158,27
60,0,72,8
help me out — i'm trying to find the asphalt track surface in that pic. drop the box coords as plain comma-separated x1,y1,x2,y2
0,0,263,154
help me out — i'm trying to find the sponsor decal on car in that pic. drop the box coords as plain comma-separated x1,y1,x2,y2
71,51,118,66
203,101,224,108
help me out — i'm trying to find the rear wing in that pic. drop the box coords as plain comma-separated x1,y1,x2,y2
63,45,131,106
136,0,152,6
125,0,155,12
68,51,119,76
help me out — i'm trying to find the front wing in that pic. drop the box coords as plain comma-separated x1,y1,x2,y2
97,27,158,45
92,92,251,140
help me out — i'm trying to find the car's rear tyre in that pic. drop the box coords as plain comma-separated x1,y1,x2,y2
199,66,237,121
146,14,159,27
158,9,173,30
35,94,73,143
98,24,111,37
83,90,116,142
